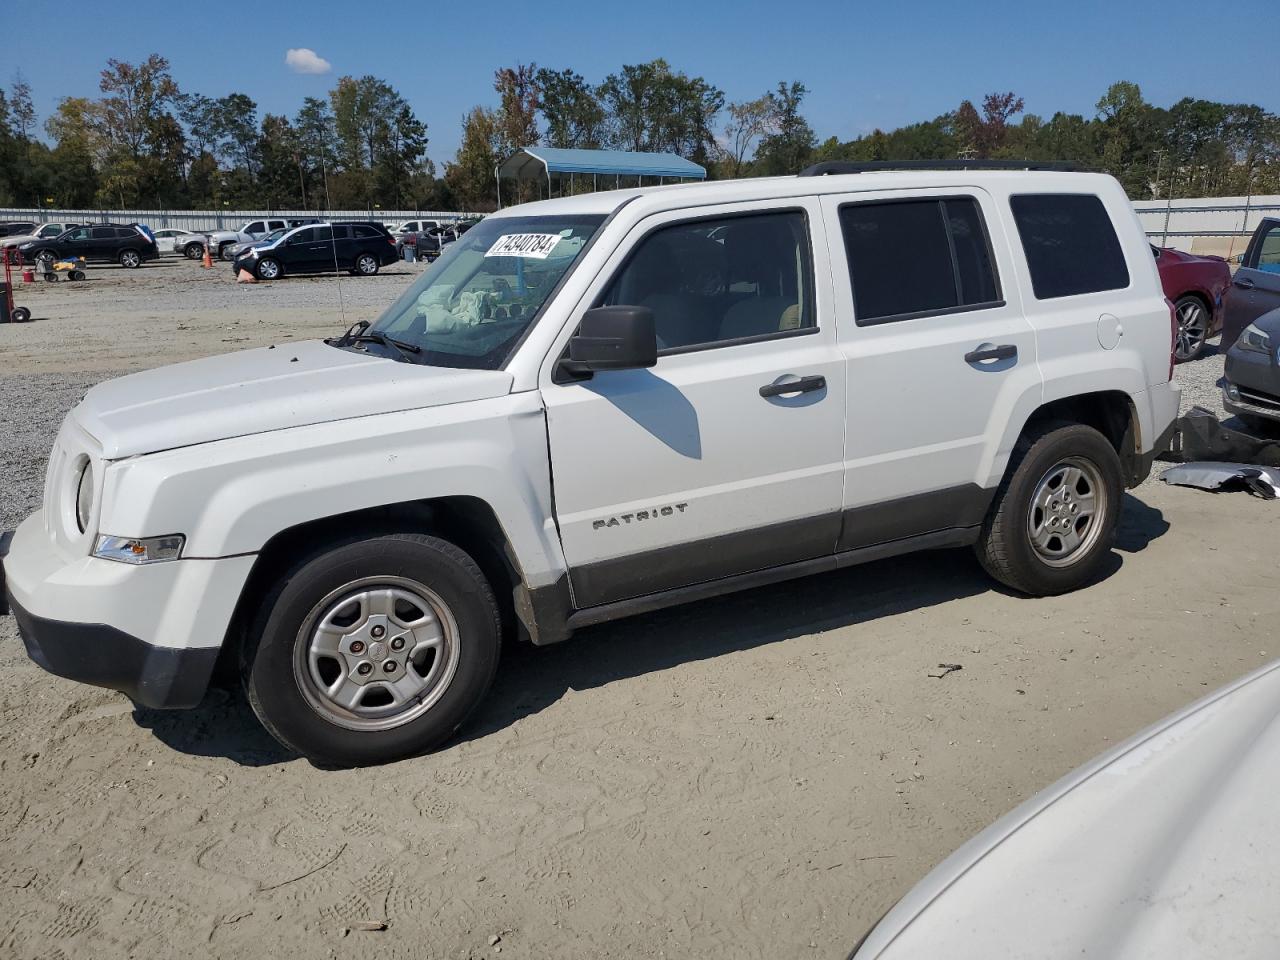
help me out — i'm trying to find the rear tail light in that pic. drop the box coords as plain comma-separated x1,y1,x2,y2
1166,297,1177,381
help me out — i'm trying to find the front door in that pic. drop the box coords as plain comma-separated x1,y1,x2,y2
1223,218,1280,349
542,202,847,609
821,189,1041,548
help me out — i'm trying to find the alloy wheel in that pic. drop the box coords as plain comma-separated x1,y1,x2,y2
1174,299,1207,361
1026,456,1107,568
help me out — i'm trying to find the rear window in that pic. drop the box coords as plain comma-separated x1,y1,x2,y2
839,197,1002,324
1010,194,1129,299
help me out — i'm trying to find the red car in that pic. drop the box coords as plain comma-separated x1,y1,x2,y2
1152,245,1231,362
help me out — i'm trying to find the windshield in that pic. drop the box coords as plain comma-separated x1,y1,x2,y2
257,229,287,245
367,214,604,369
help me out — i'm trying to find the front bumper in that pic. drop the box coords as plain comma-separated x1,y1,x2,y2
8,592,218,708
2,513,255,709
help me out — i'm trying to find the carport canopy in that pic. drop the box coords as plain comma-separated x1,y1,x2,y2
498,147,707,184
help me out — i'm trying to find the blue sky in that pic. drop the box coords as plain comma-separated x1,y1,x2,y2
11,0,1279,164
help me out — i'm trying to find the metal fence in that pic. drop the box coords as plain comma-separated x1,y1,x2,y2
1132,195,1279,247
0,208,472,232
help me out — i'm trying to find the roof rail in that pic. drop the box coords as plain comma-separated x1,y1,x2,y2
798,159,1079,177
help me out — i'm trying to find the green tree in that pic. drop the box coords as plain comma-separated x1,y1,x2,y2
723,95,777,176
535,68,606,148
446,106,502,211
755,81,814,174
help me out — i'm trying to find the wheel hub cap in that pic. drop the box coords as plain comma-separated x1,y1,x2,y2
1027,456,1107,568
293,578,461,731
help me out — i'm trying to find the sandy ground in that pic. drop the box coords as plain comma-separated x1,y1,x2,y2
2,260,1279,959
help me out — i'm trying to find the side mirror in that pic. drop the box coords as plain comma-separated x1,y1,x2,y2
1229,253,1244,265
563,306,657,376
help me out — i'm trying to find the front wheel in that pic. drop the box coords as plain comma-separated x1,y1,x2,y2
254,257,282,280
975,421,1123,596
33,249,55,270
119,249,142,268
242,533,501,766
355,253,380,276
219,243,236,261
183,242,205,260
10,306,31,323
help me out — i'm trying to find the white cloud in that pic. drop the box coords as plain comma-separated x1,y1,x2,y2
285,48,332,75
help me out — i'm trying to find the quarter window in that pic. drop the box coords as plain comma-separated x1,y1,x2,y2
601,211,815,352
1010,194,1129,299
839,198,1002,324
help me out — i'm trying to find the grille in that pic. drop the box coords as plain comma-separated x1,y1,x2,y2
1237,386,1280,411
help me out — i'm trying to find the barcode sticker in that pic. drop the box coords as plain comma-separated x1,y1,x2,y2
484,233,562,259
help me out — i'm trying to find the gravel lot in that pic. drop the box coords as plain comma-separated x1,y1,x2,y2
2,261,1278,960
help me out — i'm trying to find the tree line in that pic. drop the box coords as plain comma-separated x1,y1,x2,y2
0,55,1277,214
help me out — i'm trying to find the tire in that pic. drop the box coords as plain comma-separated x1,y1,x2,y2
254,257,282,281
355,253,380,276
119,249,142,268
184,242,204,260
32,249,55,270
242,533,501,766
1173,295,1210,362
10,306,31,323
219,243,236,261
70,270,85,281
975,421,1123,596
43,272,57,282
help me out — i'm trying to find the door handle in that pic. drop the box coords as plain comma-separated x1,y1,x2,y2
759,375,826,398
965,343,1017,364
1234,277,1255,290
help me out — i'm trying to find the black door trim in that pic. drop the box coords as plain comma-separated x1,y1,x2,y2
838,483,994,552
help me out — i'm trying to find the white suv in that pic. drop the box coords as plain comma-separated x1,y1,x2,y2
2,163,1180,765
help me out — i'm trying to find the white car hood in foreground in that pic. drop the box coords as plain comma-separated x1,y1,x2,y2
74,339,514,459
855,659,1280,960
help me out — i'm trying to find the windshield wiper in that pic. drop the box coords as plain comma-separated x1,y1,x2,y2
348,332,422,363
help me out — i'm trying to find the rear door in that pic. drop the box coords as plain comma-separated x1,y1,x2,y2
821,188,1040,548
1223,218,1280,348
90,226,119,259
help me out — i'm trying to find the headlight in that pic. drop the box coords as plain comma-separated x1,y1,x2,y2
75,460,93,533
1237,323,1271,355
93,534,185,565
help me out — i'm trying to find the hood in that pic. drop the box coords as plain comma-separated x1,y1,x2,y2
74,339,514,459
857,659,1280,960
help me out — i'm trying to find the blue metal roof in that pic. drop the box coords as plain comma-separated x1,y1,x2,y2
498,147,706,181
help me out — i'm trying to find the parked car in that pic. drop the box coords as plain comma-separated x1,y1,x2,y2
15,224,159,269
850,657,1280,959
2,163,1180,765
206,217,321,261
1,222,83,252
232,221,399,280
392,218,445,236
150,228,206,259
0,221,37,238
1152,244,1231,362
1221,217,1280,352
1222,307,1280,433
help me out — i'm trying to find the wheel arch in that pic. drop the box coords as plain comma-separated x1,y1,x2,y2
1017,390,1142,486
216,495,525,680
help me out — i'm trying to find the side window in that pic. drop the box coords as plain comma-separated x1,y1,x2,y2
331,225,351,240
353,225,378,239
68,227,92,241
1010,194,1129,299
314,226,333,243
267,220,285,231
289,228,315,244
245,221,266,234
839,198,1001,324
39,225,61,238
92,227,116,240
115,227,136,239
1253,223,1280,274
601,210,815,352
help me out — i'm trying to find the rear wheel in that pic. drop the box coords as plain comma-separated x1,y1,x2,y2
242,533,501,766
254,257,282,280
976,421,1123,596
10,306,31,323
355,253,380,276
119,249,142,268
1173,295,1210,362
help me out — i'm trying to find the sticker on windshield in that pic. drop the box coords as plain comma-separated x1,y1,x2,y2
485,233,562,259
